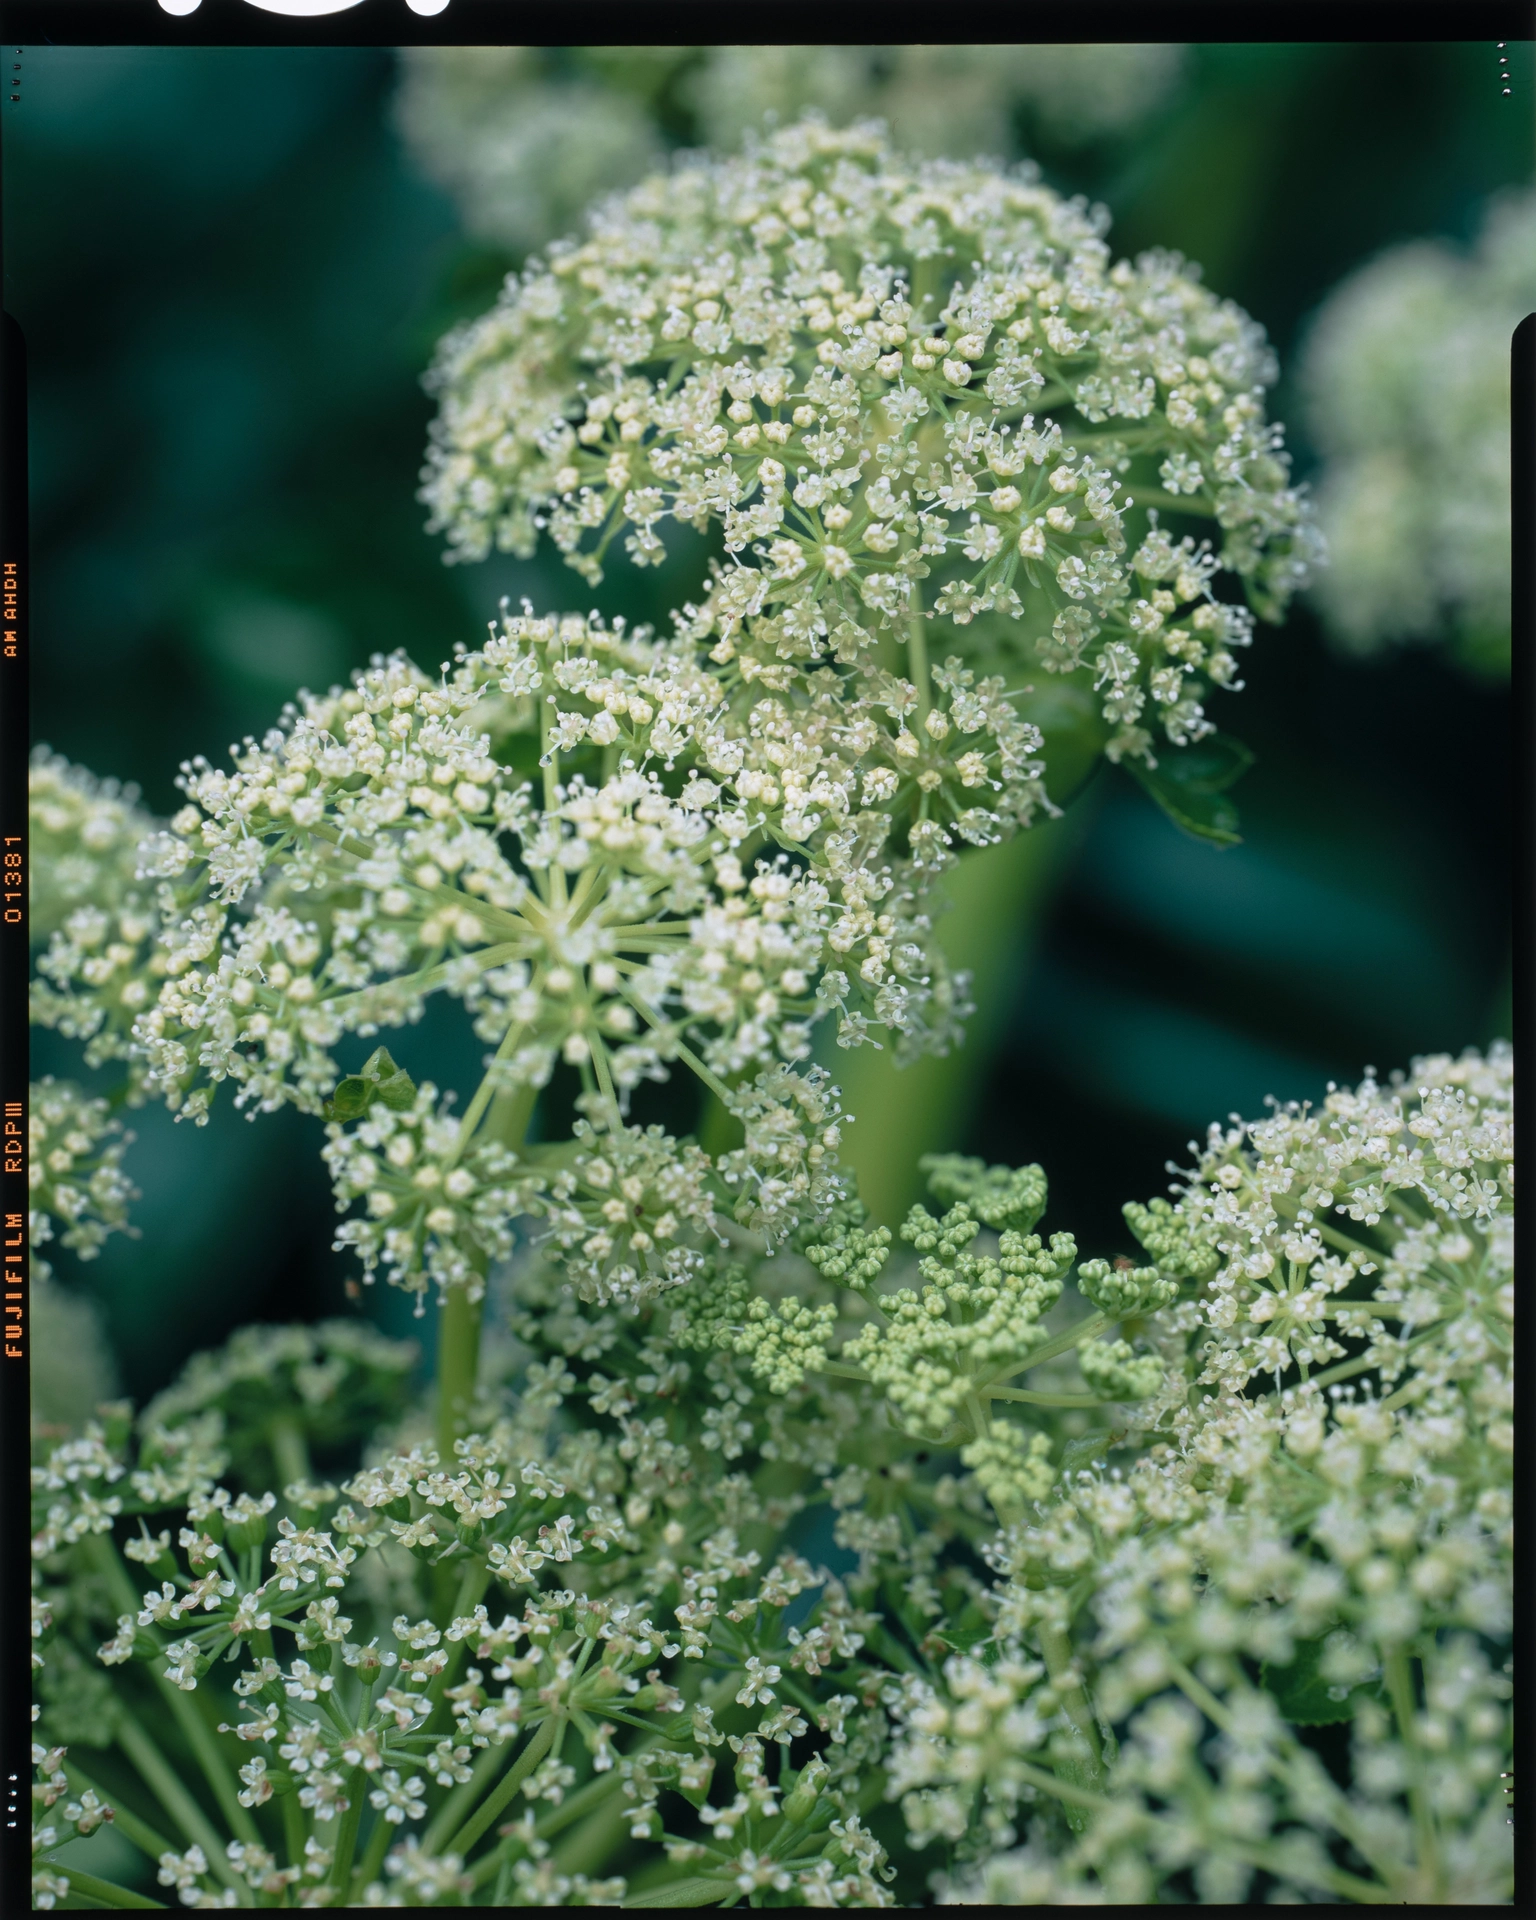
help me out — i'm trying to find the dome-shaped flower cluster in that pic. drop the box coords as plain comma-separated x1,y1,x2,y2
423,119,1317,774
1140,1040,1513,1399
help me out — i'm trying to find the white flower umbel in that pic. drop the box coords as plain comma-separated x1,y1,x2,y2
30,1047,1510,1906
423,125,1316,768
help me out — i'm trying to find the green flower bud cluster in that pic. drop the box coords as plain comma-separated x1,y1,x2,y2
957,1425,1055,1514
803,1216,892,1287
667,1257,753,1354
917,1151,1047,1232
1121,1193,1220,1279
1075,1336,1165,1402
669,1258,838,1394
742,1297,842,1396
1074,1254,1180,1316
841,1200,1076,1435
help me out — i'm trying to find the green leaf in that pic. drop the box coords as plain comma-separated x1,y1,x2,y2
1059,1431,1121,1475
1261,1632,1387,1726
1125,731,1254,848
924,1624,993,1656
323,1047,417,1122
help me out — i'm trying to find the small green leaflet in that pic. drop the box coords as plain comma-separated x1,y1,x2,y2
1261,1632,1387,1726
919,1623,999,1666
323,1047,417,1122
1060,1431,1125,1475
1125,730,1254,848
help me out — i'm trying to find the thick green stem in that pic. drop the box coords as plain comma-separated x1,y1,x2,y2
114,1715,247,1899
267,1414,310,1489
53,1866,167,1910
907,605,931,717
625,1876,739,1909
1036,1619,1103,1833
436,1279,487,1462
986,1311,1110,1383
990,1385,1108,1408
326,1771,366,1895
347,1806,396,1903
434,1074,538,1456
819,809,1089,1226
1385,1646,1441,1896
444,1714,561,1859
547,1775,630,1876
280,1788,306,1875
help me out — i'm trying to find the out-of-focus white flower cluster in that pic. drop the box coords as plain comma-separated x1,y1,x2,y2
29,750,163,1072
27,1077,137,1280
28,749,155,941
28,1283,121,1432
395,46,1188,256
1299,188,1536,672
690,45,1188,162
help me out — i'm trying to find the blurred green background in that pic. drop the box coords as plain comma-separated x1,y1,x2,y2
9,42,1523,1405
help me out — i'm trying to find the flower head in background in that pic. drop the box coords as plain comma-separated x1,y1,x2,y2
1299,188,1536,674
689,44,1188,168
394,45,1187,258
28,750,155,942
28,1078,138,1279
394,48,666,257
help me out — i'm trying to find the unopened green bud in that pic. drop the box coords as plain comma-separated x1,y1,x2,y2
782,1755,829,1824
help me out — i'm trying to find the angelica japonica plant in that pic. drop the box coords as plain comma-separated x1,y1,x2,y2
28,122,1509,1910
